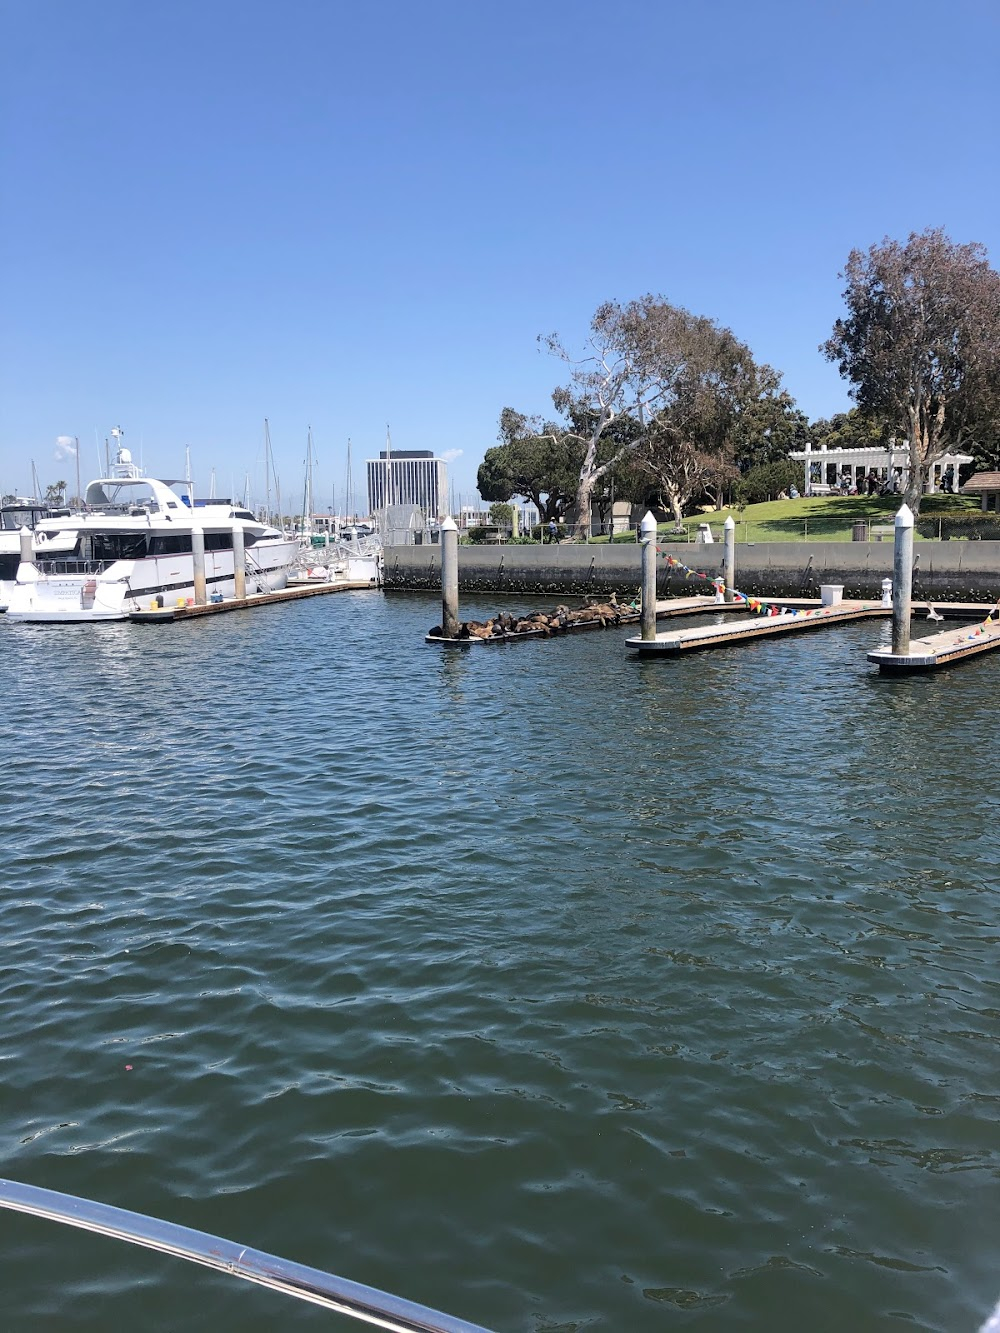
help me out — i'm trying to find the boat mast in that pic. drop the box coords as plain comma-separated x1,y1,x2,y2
185,446,194,508
344,438,353,524
383,423,392,539
264,419,272,525
74,436,81,509
301,426,313,537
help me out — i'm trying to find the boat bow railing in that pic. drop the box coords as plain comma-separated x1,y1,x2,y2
0,1178,495,1333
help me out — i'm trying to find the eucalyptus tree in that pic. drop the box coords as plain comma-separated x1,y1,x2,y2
823,228,1000,513
539,296,789,534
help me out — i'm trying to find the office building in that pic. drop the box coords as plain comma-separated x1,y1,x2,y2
366,450,447,518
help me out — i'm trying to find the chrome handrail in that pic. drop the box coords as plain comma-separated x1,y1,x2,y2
0,1179,494,1333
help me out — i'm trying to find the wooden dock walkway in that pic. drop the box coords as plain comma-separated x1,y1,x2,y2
867,617,1000,672
130,580,374,622
626,599,890,654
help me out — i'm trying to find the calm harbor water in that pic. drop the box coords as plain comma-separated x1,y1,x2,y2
2,592,999,1331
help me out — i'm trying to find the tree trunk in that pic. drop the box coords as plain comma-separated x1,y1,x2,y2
904,431,930,516
572,472,597,541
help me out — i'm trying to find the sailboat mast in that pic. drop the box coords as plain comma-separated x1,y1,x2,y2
345,438,353,523
264,419,272,524
301,426,313,536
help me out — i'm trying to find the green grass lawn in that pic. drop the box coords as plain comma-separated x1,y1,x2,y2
650,493,982,543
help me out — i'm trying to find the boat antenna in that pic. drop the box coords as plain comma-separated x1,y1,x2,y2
74,436,81,509
185,445,193,507
31,459,40,502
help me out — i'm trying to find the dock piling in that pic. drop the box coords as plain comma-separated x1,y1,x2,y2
891,504,914,655
723,516,735,602
191,526,207,606
640,511,657,641
231,525,246,600
19,526,33,566
441,516,460,638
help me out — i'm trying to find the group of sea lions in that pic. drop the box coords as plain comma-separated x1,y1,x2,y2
430,594,638,640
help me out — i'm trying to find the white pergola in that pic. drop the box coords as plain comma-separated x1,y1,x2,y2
788,442,973,496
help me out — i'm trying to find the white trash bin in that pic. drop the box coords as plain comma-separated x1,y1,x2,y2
820,584,844,606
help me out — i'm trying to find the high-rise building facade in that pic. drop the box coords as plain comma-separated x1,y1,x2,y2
366,450,447,517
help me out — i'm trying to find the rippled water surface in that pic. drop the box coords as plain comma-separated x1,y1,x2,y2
2,592,1000,1331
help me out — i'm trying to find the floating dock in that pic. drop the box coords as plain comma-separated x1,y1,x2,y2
626,599,890,654
130,580,374,623
867,618,1000,672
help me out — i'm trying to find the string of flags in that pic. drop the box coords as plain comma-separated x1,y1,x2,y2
654,549,873,618
959,601,1000,642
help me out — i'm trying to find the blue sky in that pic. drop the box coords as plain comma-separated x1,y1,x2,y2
1,0,998,510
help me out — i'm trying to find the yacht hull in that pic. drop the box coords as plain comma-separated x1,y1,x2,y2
6,542,300,623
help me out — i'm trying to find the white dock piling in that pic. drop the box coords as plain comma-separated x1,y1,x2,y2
191,526,207,606
231,525,246,600
640,511,657,641
723,516,735,603
892,504,914,655
440,516,460,639
19,526,33,566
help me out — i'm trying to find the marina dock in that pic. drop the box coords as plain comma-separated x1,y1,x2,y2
867,617,1000,672
626,599,890,654
130,580,374,622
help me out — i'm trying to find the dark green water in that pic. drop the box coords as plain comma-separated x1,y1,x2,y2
2,594,999,1331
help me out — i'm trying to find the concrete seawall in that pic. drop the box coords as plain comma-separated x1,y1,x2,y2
385,541,1000,603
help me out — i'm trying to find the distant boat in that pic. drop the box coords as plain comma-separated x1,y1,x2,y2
6,446,299,622
290,524,383,587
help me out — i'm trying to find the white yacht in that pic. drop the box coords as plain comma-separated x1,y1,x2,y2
5,449,300,622
0,500,69,611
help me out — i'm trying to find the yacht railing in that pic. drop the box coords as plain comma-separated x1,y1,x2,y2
0,1178,494,1333
35,560,117,576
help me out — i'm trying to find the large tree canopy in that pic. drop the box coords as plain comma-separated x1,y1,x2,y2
823,228,1000,512
535,296,794,534
477,409,582,522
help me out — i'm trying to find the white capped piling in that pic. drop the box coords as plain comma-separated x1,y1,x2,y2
640,511,657,641
19,526,33,566
723,515,735,602
191,526,207,605
440,516,460,638
892,503,914,655
231,525,246,600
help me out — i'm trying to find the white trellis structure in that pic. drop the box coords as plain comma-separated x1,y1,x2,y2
789,442,973,497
